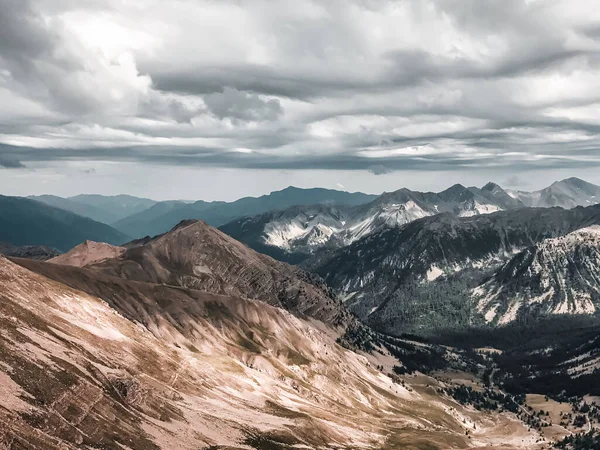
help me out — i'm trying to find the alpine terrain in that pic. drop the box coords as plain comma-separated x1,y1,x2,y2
3,179,600,450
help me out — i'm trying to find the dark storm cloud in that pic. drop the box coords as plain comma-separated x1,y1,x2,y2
150,47,599,102
0,0,100,115
1,0,600,179
0,0,59,74
3,139,599,174
0,155,25,168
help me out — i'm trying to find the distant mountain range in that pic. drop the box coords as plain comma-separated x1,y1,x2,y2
508,177,600,209
221,178,600,262
0,195,130,252
30,194,157,224
9,177,600,267
25,178,600,247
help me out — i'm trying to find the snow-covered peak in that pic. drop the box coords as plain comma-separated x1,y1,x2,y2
458,201,501,217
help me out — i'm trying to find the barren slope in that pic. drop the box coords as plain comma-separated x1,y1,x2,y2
0,256,540,449
49,240,126,267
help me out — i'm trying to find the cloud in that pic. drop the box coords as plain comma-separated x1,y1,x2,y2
0,0,599,189
203,87,283,122
503,174,532,189
0,155,25,168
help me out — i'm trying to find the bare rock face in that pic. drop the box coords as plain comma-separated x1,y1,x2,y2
474,226,600,325
49,240,126,267
87,220,351,328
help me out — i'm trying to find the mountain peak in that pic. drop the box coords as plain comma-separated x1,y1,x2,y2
560,176,586,184
170,218,206,231
277,185,302,192
481,182,503,192
554,177,597,190
440,183,468,194
438,183,471,201
87,219,351,327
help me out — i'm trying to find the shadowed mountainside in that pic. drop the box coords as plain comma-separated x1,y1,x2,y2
0,242,59,260
0,195,130,252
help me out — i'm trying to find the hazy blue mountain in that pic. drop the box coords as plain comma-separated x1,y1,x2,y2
112,200,189,238
68,194,157,222
30,194,157,224
29,194,122,224
0,196,130,252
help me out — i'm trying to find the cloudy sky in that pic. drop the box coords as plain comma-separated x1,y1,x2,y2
1,0,600,200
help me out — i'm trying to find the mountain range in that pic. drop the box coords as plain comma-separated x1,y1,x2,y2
221,178,600,262
3,180,600,448
29,194,157,225
508,177,600,209
112,186,377,238
25,178,600,250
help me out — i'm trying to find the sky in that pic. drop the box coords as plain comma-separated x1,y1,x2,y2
1,0,600,201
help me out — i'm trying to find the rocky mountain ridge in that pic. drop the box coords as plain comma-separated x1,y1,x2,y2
474,226,600,325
